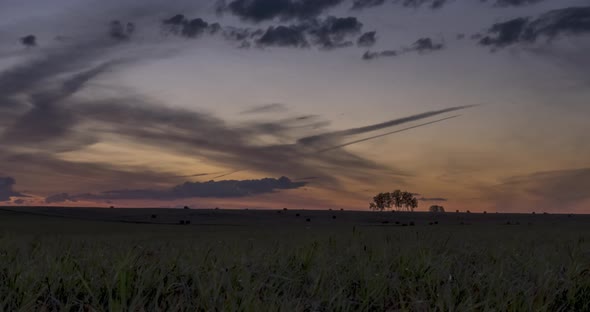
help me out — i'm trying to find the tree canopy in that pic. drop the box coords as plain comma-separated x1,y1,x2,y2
369,190,418,212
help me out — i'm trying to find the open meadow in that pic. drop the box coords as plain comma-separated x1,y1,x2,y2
1,207,590,311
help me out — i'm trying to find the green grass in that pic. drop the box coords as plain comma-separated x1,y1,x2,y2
1,212,590,311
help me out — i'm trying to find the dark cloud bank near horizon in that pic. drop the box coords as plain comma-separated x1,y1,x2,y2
45,176,306,203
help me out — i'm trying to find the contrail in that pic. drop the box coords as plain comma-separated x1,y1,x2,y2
209,114,462,179
212,170,245,179
298,105,476,145
314,115,461,154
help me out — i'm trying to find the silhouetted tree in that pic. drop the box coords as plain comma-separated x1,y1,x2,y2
429,205,445,213
391,190,404,211
369,192,392,211
370,190,418,212
402,192,418,212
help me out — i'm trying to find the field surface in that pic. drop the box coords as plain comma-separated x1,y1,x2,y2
1,207,590,311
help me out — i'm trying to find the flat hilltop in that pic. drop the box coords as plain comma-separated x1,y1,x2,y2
1,206,587,228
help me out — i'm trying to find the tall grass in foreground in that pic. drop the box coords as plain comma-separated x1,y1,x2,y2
0,224,589,311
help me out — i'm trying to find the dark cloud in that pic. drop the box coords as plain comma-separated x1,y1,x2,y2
354,0,451,9
20,35,37,47
256,16,363,49
46,176,306,202
408,37,444,53
479,6,590,48
257,25,309,47
222,0,344,22
109,20,135,40
307,16,363,49
419,197,448,202
0,177,25,202
478,18,530,48
352,0,544,10
13,199,25,205
241,103,288,114
488,0,544,7
162,14,220,38
357,31,377,47
397,0,449,9
161,13,361,50
363,37,443,60
362,49,398,60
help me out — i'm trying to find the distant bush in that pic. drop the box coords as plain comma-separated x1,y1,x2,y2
184,206,190,210
151,214,157,219
306,218,311,222
429,205,445,213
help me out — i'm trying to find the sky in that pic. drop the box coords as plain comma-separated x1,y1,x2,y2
0,0,589,212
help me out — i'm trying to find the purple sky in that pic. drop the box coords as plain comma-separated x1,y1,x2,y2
1,0,589,212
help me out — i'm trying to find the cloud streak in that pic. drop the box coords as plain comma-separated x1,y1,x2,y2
299,106,474,145
314,115,462,153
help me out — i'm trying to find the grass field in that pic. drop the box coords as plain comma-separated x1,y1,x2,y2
1,207,590,311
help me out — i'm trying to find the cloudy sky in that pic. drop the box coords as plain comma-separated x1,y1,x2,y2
1,0,589,212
